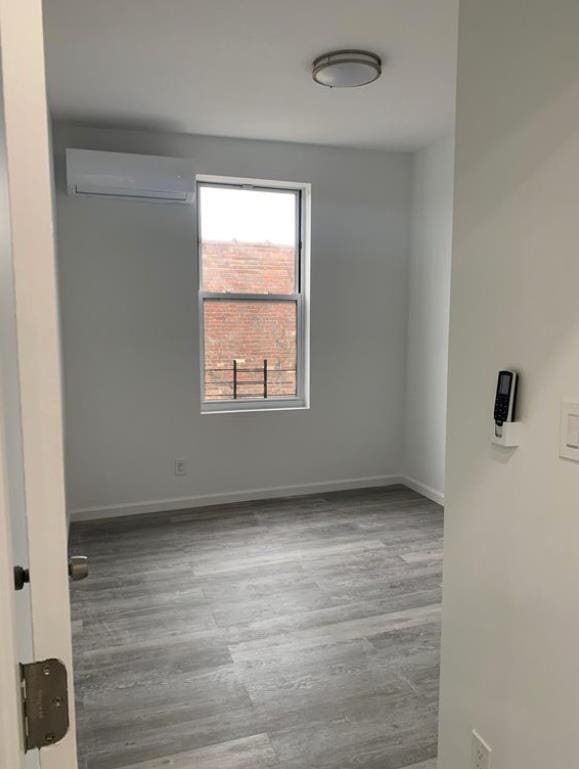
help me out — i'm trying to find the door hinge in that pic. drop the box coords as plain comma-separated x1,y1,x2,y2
20,659,70,751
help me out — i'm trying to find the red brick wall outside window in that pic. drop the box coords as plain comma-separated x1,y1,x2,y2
202,241,297,401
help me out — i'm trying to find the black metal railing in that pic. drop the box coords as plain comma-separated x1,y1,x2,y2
205,359,296,400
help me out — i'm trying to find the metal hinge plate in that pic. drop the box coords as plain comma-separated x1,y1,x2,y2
20,658,70,751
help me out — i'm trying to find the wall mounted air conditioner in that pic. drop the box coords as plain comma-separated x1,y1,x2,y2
66,149,195,204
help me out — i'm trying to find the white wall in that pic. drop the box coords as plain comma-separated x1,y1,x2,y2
403,135,454,503
438,1,579,768
52,124,413,516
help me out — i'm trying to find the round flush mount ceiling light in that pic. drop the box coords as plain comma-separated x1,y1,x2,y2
312,49,382,88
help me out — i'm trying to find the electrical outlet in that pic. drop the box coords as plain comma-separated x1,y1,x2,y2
174,458,187,476
471,730,492,769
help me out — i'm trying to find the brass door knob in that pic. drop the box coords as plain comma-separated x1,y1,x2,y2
68,555,88,581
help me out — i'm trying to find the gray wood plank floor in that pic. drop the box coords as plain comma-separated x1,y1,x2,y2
70,485,442,769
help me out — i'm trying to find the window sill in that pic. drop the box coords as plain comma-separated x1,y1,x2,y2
201,399,309,415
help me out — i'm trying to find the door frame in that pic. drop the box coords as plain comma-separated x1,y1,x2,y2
0,0,77,767
0,459,25,767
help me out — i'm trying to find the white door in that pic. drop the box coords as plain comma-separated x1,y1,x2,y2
0,1,77,768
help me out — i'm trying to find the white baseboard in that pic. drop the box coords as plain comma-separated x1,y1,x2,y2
70,474,405,522
400,475,445,506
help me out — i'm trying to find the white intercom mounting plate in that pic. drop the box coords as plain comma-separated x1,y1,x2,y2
492,421,523,447
560,401,579,462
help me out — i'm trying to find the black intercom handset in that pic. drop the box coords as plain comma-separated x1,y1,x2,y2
494,370,519,437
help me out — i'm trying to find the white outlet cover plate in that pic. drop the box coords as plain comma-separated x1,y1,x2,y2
560,401,579,462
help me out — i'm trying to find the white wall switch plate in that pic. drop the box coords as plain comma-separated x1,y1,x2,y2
471,730,492,769
174,458,187,476
560,401,579,462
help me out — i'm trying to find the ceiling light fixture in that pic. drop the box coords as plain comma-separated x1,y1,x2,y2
312,49,382,88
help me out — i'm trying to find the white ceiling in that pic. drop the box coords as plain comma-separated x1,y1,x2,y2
43,0,458,151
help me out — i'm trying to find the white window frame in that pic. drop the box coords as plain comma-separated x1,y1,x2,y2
197,174,310,414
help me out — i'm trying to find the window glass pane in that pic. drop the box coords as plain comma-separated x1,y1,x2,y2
203,300,297,401
200,186,297,294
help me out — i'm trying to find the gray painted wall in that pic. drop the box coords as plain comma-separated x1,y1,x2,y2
403,136,454,501
53,124,412,515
